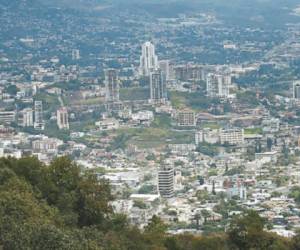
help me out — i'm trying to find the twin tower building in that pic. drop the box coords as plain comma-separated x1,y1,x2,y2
105,41,168,104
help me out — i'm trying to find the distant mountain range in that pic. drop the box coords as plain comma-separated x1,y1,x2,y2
1,0,300,26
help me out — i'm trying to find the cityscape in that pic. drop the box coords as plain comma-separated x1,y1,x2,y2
2,0,300,249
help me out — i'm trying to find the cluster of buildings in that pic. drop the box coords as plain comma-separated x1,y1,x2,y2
2,1,300,236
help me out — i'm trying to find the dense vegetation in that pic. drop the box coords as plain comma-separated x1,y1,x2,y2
0,156,300,249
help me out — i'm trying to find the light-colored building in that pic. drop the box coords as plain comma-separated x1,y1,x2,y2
158,167,175,198
57,107,69,130
262,118,280,133
206,73,231,98
95,118,119,130
172,64,206,81
159,60,170,81
293,81,300,99
34,101,45,130
131,110,154,123
19,108,33,127
177,109,196,127
139,41,158,76
0,111,16,124
168,144,196,155
195,128,220,144
255,151,278,163
32,137,63,153
227,185,247,200
105,69,120,102
219,128,244,145
71,49,80,60
149,69,167,103
206,73,219,97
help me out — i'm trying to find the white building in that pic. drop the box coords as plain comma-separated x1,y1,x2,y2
293,81,300,99
262,118,280,133
19,108,33,127
227,185,247,200
159,60,170,81
255,151,278,163
32,137,63,153
158,167,175,198
139,41,159,77
219,128,244,145
34,101,45,130
131,110,154,123
0,111,16,124
57,107,69,130
168,144,196,155
95,118,119,130
195,129,220,144
206,73,231,98
71,49,80,60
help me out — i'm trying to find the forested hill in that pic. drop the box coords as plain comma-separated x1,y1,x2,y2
0,156,299,249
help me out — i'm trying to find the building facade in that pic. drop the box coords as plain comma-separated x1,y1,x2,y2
158,167,175,198
219,128,244,145
0,111,16,124
19,108,33,127
34,101,45,130
149,69,167,103
159,60,170,81
105,69,120,103
57,107,69,130
206,73,231,98
177,109,196,127
139,41,158,77
293,81,300,99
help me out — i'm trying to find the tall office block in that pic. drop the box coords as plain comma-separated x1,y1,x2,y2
72,49,80,60
105,69,120,103
34,101,45,130
139,41,159,77
218,74,231,97
293,81,300,99
206,73,219,97
206,73,231,98
149,69,167,103
159,60,170,81
57,107,69,130
20,108,33,127
158,167,175,198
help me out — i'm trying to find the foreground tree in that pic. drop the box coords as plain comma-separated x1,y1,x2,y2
228,210,290,250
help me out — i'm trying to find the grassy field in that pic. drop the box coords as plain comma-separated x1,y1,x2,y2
70,120,96,132
35,93,60,113
201,122,221,129
169,91,219,111
169,91,187,109
151,114,172,129
116,127,195,149
244,127,263,134
120,87,149,101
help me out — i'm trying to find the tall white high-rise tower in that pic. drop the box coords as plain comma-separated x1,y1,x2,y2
139,41,159,77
